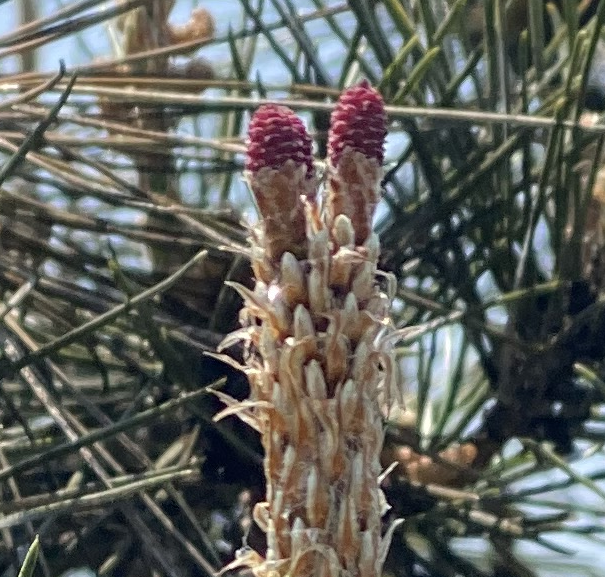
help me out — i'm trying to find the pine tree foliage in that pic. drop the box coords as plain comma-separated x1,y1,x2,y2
0,1,603,576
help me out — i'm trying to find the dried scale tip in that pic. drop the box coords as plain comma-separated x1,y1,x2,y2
326,81,387,244
245,105,315,269
220,83,400,577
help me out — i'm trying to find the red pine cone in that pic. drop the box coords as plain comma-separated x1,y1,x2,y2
328,80,387,166
246,104,314,178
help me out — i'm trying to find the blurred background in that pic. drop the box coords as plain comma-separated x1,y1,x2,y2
0,1,603,576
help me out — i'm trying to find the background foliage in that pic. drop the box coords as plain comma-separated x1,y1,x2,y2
0,0,604,576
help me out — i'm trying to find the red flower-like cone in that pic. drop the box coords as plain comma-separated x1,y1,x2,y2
327,81,387,244
223,84,401,577
245,105,315,267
